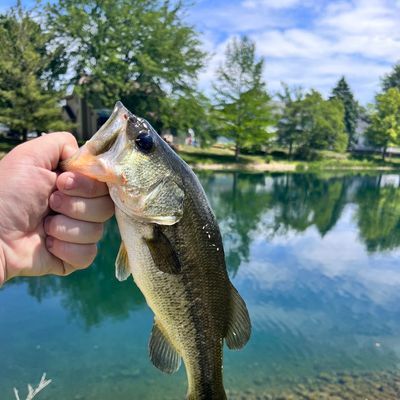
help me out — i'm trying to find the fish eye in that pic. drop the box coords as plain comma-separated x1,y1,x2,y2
135,132,154,153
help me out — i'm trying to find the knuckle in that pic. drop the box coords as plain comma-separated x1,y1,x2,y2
72,198,86,216
59,131,76,142
52,216,66,236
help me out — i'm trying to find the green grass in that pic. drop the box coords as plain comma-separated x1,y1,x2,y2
178,145,400,171
2,138,400,171
178,144,280,165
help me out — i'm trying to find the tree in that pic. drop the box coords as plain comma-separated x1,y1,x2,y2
295,90,347,159
277,84,304,158
162,91,218,145
382,61,400,92
46,0,205,133
0,2,69,140
330,76,359,148
366,88,400,161
213,36,274,160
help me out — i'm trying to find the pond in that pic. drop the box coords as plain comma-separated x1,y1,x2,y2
2,172,400,399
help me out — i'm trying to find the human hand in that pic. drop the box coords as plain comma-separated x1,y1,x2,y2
0,132,114,285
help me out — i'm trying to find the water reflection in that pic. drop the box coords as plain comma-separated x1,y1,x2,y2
202,172,400,263
22,219,145,328
2,172,400,398
15,172,400,328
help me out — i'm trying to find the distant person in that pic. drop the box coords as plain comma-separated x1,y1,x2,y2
0,132,114,286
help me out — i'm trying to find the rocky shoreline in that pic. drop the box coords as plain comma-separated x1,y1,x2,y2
227,370,400,400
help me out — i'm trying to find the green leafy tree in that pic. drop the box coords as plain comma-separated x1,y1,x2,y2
47,0,205,133
213,36,274,160
296,90,347,159
277,84,304,158
0,2,69,140
366,88,400,160
330,76,359,148
382,61,400,92
163,91,218,145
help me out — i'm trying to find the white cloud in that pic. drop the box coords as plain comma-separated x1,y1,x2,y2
321,0,400,36
235,205,400,307
242,0,306,9
190,0,400,103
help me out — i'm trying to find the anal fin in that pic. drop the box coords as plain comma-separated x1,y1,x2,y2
225,285,251,350
149,320,181,374
115,242,131,281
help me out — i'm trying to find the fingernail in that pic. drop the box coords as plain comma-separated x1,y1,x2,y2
64,176,75,190
46,237,54,250
44,216,52,233
50,192,62,210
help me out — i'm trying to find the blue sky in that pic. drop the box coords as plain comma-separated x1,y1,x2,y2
188,0,400,104
2,0,400,104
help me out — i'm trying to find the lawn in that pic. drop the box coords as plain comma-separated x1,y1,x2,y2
177,145,400,171
2,138,400,171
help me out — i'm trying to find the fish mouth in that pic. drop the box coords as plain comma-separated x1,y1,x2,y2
61,144,121,184
61,102,129,184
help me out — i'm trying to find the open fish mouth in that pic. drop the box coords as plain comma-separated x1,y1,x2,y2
61,102,130,185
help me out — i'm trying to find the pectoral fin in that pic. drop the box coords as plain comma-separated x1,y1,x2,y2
225,285,251,350
115,242,131,281
144,226,182,274
149,320,181,374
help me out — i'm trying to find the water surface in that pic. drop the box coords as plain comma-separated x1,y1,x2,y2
2,172,400,399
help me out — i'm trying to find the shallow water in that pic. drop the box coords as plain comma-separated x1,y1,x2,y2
2,172,400,399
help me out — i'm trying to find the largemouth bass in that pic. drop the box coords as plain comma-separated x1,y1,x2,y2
63,102,251,399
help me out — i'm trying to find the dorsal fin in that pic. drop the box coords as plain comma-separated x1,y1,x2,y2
115,242,131,281
225,285,251,350
149,320,181,374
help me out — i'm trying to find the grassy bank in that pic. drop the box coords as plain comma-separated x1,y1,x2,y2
2,138,400,172
178,145,400,172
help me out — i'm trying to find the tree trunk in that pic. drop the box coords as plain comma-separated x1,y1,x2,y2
22,128,28,142
235,143,240,161
382,146,387,161
288,142,293,159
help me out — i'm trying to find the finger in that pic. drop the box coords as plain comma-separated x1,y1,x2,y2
44,215,104,244
46,237,97,269
57,171,109,198
14,132,78,170
47,258,78,277
49,191,114,223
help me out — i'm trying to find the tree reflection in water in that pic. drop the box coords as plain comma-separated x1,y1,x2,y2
23,218,145,328
18,172,400,327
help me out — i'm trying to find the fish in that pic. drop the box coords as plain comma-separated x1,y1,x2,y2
62,101,251,400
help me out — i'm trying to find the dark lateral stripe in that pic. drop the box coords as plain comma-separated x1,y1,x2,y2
180,264,224,397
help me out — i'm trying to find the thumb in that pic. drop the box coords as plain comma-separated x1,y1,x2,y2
11,132,79,171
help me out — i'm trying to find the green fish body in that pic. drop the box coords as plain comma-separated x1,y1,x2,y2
63,102,251,399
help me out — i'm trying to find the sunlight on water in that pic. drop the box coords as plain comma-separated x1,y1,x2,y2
2,172,400,399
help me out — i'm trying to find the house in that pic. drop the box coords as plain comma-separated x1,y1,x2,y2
63,94,111,141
